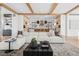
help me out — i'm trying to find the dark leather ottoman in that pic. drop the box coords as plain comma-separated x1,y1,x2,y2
23,41,53,56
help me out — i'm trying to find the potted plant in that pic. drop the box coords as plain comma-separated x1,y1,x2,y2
31,37,38,49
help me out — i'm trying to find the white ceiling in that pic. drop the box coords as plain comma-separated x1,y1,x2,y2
30,3,52,13
53,3,79,14
27,15,54,20
5,3,31,13
68,7,79,14
3,3,79,14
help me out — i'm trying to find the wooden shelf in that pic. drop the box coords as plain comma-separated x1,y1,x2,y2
34,29,49,32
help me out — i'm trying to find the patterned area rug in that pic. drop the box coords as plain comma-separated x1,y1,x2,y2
50,44,79,56
0,43,79,56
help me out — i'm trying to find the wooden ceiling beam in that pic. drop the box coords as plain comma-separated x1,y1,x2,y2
18,13,66,15
0,3,18,14
49,3,58,14
26,3,34,13
18,13,57,15
24,15,29,19
65,5,79,14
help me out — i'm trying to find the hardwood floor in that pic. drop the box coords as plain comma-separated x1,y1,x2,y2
65,36,79,48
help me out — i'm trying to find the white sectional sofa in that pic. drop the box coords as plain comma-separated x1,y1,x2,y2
24,32,49,43
0,32,64,50
12,37,26,49
25,32,64,44
49,36,64,43
0,41,9,50
0,37,26,50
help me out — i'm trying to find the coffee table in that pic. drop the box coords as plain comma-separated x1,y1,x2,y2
23,42,53,56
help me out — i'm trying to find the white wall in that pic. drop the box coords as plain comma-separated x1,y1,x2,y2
60,15,67,36
18,15,23,31
61,7,79,36
0,7,2,35
67,7,79,36
67,15,79,36
12,14,18,37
